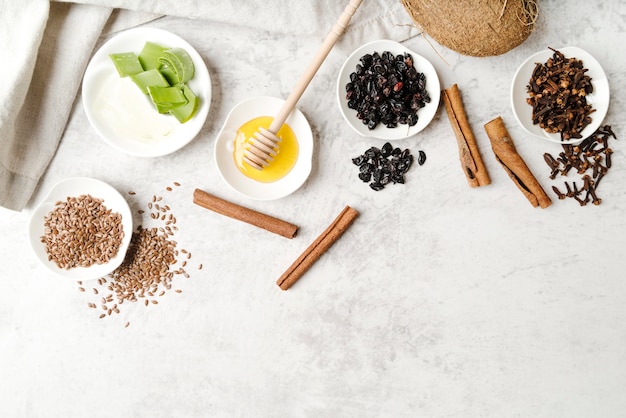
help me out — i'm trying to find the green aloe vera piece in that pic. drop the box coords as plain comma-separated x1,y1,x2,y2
138,41,168,70
109,52,143,77
110,43,200,123
159,63,176,87
158,48,195,85
147,85,188,114
169,84,199,123
130,69,170,94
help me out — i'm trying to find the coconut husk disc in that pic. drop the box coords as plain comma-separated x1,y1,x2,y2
401,0,538,57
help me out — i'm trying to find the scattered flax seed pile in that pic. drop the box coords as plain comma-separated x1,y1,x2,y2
78,182,202,326
42,194,124,269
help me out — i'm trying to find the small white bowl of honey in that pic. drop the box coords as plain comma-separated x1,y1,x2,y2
213,96,314,200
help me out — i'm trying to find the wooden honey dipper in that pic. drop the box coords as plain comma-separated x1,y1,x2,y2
242,0,363,170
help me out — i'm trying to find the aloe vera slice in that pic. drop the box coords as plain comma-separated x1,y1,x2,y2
158,48,195,85
169,84,199,123
109,52,143,77
147,85,188,114
159,63,176,87
130,69,170,94
110,43,200,123
138,41,167,70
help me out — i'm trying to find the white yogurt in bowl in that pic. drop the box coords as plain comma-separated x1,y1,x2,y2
92,71,179,142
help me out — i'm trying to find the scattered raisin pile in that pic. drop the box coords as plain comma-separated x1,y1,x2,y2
352,142,425,191
345,51,430,130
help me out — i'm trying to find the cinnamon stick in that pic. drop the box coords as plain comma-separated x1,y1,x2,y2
276,205,359,290
193,189,298,238
483,117,552,208
442,84,491,187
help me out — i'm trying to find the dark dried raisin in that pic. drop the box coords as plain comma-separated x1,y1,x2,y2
381,142,393,157
352,155,365,166
351,142,426,191
418,150,427,166
345,50,430,130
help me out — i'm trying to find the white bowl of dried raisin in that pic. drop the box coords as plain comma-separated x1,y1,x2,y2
337,39,440,140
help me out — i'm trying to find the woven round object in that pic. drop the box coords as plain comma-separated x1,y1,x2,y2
401,0,538,57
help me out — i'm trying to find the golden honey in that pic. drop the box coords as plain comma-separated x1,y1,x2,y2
233,116,299,183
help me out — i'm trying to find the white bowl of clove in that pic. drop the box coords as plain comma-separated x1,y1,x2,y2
510,46,610,144
28,177,133,281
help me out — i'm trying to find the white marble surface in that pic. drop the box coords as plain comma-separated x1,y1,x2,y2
2,2,626,417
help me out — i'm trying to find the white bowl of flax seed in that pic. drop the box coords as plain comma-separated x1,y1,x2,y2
28,177,133,281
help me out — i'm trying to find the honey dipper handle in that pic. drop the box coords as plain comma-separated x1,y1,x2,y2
268,0,363,133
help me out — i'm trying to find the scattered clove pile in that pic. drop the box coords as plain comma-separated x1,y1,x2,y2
544,125,616,206
527,47,595,141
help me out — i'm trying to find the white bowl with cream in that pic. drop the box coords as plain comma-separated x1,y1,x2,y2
82,27,211,157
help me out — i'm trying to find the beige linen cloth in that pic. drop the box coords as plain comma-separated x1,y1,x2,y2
0,0,418,211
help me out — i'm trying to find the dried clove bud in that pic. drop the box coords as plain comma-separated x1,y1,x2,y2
552,185,566,200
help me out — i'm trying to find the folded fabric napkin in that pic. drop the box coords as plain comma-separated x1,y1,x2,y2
0,0,112,211
0,0,418,211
